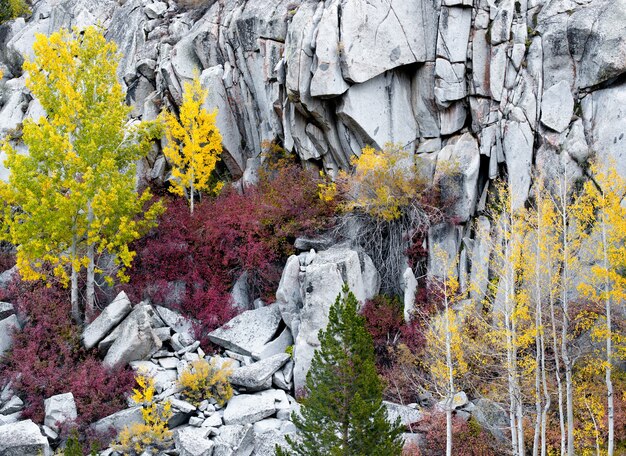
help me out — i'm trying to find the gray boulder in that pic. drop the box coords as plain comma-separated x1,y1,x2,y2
91,406,143,436
44,392,77,433
103,306,162,368
541,81,573,133
0,419,51,456
383,401,422,427
208,304,282,357
0,302,14,321
292,261,343,393
568,0,626,88
0,314,19,357
212,424,254,456
175,426,214,456
0,396,23,415
230,353,291,391
82,291,132,350
154,305,195,342
471,398,509,442
275,255,302,333
0,267,17,290
433,133,480,222
223,390,286,426
339,0,428,83
253,328,293,360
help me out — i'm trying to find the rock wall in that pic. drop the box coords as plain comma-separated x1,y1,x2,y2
1,0,626,275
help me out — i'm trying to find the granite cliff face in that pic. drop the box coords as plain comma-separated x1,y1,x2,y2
1,0,626,271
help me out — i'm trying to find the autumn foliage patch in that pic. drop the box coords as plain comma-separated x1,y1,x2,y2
125,162,334,341
0,278,134,434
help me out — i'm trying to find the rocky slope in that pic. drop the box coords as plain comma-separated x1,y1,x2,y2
2,0,626,280
1,0,626,453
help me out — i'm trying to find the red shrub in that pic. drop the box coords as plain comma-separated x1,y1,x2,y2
413,411,500,456
126,163,333,343
0,278,134,434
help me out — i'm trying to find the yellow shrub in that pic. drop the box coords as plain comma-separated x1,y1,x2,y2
113,373,173,455
339,144,418,221
178,358,234,407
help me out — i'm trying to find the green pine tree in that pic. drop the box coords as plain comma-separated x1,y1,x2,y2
277,285,404,456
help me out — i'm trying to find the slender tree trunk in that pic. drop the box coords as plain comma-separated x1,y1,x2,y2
533,230,542,456
533,316,542,456
444,289,454,456
70,231,81,323
601,219,614,456
86,201,96,321
190,169,195,215
550,290,566,456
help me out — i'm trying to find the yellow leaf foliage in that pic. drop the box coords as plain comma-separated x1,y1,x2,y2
0,26,163,288
339,144,418,221
161,75,223,212
113,373,173,455
178,358,234,407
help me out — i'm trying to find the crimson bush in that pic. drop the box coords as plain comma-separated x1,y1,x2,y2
0,278,134,433
409,411,500,456
125,163,334,342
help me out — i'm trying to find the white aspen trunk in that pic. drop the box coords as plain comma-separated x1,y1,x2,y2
601,218,614,456
86,201,95,320
513,319,525,456
190,178,195,214
533,317,542,456
506,311,519,456
550,292,566,456
70,231,80,323
533,229,542,456
559,166,575,456
444,289,454,456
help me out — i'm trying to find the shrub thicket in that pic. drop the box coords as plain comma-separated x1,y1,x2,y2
126,161,334,341
178,358,233,406
0,278,134,437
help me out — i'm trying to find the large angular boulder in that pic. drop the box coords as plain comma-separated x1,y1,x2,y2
0,419,51,456
339,0,429,83
212,424,254,456
230,353,291,391
383,401,422,427
433,133,480,222
337,71,416,150
99,303,165,355
568,0,626,89
103,306,162,368
44,393,77,433
91,406,143,435
291,247,379,392
292,261,344,393
0,314,19,358
541,81,573,133
175,427,214,456
154,305,195,342
275,255,302,333
223,390,287,426
208,304,282,357
471,398,509,442
0,267,17,290
82,291,132,350
581,80,626,182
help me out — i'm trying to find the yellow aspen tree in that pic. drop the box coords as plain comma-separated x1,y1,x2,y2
161,76,223,214
0,27,163,322
577,162,626,456
472,180,533,456
551,155,594,456
424,246,467,456
524,177,561,456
